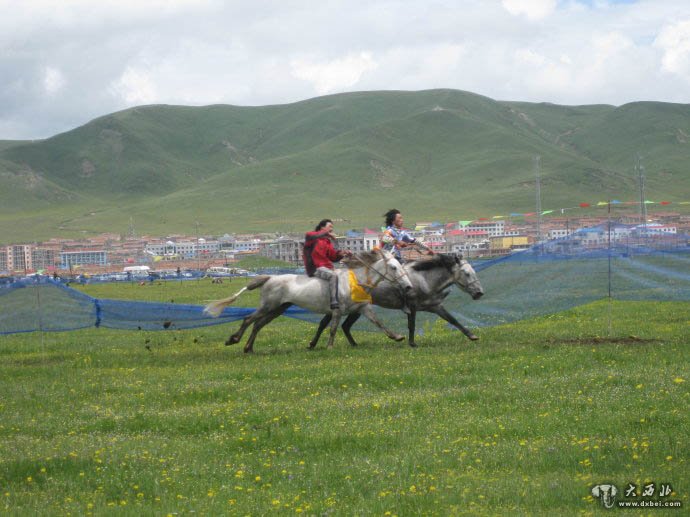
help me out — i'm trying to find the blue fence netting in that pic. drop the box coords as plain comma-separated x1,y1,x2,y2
0,277,315,334
1,228,689,335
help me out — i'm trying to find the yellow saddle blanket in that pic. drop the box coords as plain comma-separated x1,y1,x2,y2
348,270,372,303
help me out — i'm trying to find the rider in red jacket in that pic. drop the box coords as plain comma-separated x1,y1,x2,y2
303,219,351,310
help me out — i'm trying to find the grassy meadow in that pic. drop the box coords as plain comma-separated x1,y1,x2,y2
1,279,688,515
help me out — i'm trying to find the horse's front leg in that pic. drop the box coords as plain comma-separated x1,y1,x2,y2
360,305,404,342
407,309,417,347
341,313,361,347
309,314,332,349
430,305,479,341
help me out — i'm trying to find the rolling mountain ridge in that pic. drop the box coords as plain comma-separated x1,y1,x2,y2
1,89,688,242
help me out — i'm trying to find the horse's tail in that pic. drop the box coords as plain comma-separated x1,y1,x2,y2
246,275,271,290
203,276,271,317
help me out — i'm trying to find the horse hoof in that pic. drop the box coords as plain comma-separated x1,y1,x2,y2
469,335,479,341
392,334,405,342
227,335,241,345
243,348,253,354
409,342,418,348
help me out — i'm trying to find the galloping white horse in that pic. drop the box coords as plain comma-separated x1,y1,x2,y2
205,249,413,352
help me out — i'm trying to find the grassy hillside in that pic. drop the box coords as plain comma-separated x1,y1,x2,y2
1,90,689,242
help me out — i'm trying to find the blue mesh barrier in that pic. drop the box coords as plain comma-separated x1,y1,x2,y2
1,228,688,335
0,277,313,334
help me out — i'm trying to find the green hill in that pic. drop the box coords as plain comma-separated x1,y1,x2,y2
1,90,689,242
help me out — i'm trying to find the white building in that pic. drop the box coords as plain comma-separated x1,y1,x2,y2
259,239,302,264
548,229,576,240
336,235,379,253
462,219,506,237
576,225,634,247
232,240,263,252
638,224,677,235
60,250,107,268
145,239,220,258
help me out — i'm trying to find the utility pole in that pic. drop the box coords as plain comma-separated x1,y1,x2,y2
535,155,542,245
607,199,613,336
561,207,570,242
636,154,647,241
195,221,201,273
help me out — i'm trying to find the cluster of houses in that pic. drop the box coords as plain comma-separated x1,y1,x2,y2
1,212,687,275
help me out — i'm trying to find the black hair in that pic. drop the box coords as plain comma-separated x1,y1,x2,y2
384,209,401,227
315,219,333,231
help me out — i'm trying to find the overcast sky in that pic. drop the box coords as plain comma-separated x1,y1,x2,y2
2,0,690,139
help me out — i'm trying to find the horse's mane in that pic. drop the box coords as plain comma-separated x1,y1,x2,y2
410,254,457,272
343,250,381,269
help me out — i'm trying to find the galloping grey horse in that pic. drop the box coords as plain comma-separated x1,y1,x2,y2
205,249,413,352
308,253,484,348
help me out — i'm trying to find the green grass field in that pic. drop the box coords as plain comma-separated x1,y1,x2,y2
1,280,688,515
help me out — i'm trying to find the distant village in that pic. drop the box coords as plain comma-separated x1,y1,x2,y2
1,211,688,276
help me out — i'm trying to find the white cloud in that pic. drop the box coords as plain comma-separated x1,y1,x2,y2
43,66,65,95
501,0,557,21
426,44,466,74
109,67,158,105
515,48,546,66
3,0,690,139
654,19,690,79
291,52,378,95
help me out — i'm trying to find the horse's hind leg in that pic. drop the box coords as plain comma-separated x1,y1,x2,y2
244,303,292,353
227,314,256,345
227,306,271,345
309,314,332,349
341,313,361,347
326,310,342,349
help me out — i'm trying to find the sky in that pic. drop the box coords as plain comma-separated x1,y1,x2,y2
2,0,690,139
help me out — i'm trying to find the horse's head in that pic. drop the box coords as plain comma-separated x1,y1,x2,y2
377,249,413,291
348,249,413,291
451,253,483,300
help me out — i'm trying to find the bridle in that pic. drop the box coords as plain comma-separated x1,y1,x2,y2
354,249,411,292
454,260,481,292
